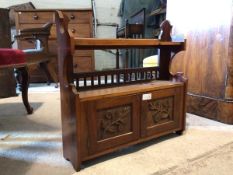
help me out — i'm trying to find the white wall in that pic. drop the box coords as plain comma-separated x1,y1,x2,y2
94,0,122,70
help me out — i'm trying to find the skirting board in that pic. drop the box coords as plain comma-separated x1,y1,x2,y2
187,93,233,124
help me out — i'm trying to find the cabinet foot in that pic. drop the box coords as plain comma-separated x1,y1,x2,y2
175,130,184,135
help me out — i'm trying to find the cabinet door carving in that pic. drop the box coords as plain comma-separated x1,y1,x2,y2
98,105,132,140
147,96,174,125
141,87,183,137
86,95,140,154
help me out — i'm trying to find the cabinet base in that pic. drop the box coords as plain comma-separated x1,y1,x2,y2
187,93,233,124
175,130,184,135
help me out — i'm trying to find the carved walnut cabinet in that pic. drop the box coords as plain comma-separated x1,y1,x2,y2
55,10,187,170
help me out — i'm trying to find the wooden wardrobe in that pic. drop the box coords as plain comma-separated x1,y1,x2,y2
167,0,233,124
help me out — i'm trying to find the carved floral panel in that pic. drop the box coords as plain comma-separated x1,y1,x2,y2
97,105,132,140
146,97,174,127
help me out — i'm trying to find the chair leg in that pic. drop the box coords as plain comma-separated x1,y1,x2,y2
17,67,33,114
46,61,59,88
40,61,59,88
39,62,52,85
15,69,22,91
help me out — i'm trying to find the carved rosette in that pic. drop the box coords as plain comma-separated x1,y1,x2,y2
147,97,173,125
97,105,131,140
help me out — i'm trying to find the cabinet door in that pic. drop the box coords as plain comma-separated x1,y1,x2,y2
86,95,140,155
141,87,184,138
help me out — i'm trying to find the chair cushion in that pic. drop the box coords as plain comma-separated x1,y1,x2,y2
0,49,26,67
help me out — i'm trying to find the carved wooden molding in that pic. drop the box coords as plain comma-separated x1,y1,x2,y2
148,97,173,124
97,105,131,140
187,94,218,120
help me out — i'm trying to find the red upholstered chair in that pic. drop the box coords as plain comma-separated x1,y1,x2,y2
0,48,33,114
0,22,54,114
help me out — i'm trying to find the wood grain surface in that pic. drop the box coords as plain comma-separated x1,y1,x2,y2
167,0,233,124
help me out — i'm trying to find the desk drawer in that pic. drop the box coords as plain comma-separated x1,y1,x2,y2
68,24,92,37
17,11,54,24
63,11,92,24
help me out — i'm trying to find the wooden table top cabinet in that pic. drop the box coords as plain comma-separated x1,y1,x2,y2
15,9,94,82
167,0,233,124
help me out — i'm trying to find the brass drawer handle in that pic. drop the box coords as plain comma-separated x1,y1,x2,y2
70,15,75,20
33,15,39,20
71,29,76,33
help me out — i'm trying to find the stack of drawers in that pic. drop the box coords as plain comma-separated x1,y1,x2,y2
15,9,94,82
